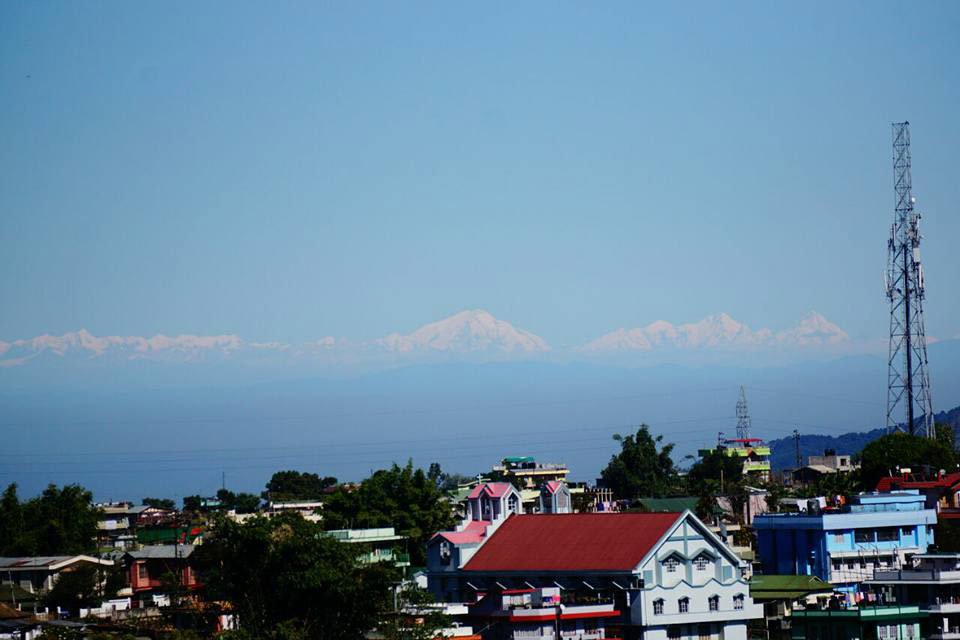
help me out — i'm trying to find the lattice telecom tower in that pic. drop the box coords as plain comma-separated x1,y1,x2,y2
736,386,751,440
886,121,934,437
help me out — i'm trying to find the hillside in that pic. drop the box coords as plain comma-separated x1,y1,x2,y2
768,404,960,470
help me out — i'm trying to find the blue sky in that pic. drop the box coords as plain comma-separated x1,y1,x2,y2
2,1,959,348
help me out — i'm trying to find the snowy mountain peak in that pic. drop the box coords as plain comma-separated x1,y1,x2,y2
579,312,849,353
376,309,550,353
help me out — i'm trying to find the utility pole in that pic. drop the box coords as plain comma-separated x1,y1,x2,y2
794,429,802,469
886,122,934,437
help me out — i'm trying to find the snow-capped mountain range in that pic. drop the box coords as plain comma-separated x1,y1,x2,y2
578,311,849,353
0,309,850,368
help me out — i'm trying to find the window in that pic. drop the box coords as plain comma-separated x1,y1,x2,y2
855,530,873,543
694,554,710,571
709,595,719,611
678,597,689,613
733,594,744,610
439,541,451,565
653,599,664,615
901,526,913,537
137,563,148,580
877,527,898,542
667,626,681,640
833,533,845,543
698,623,712,640
905,624,916,638
832,561,842,570
663,557,680,573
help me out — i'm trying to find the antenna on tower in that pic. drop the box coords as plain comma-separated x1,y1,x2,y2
886,122,934,437
736,386,751,440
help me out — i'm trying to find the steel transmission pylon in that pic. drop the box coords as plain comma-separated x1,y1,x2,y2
886,121,934,437
736,386,751,440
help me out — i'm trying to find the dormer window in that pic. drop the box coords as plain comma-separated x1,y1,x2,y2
733,594,744,610
663,556,680,573
653,599,664,615
439,541,451,565
678,597,689,613
694,554,711,571
708,595,719,611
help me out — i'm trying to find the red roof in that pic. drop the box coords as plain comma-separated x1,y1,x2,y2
877,472,960,492
468,483,514,499
463,513,682,572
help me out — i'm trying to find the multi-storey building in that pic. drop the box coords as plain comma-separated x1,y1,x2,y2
427,485,762,640
754,491,937,600
697,438,770,483
490,457,570,490
868,552,960,639
325,527,410,569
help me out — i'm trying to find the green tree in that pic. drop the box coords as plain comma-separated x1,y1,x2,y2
142,497,176,510
600,425,678,500
321,461,455,565
685,450,745,522
264,471,337,502
42,564,121,613
379,584,450,640
859,432,958,489
194,513,393,639
0,484,99,556
216,489,262,514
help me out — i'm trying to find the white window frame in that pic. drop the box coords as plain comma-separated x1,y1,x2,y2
678,597,689,613
694,554,710,571
653,599,664,615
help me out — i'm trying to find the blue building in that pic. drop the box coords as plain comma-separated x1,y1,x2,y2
754,491,936,600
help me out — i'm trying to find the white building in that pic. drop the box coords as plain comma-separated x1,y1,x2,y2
427,484,761,639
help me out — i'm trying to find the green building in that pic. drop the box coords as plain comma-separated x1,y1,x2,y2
790,604,924,640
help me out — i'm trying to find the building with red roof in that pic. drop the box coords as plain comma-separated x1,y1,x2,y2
876,471,960,519
427,505,761,640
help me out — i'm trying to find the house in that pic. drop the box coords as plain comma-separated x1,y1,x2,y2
467,585,620,640
427,508,763,640
753,491,937,601
788,603,923,640
791,453,859,487
325,528,410,568
748,575,834,640
429,483,523,578
97,503,176,550
263,500,324,522
877,471,960,520
867,552,960,638
123,545,199,604
0,556,114,597
538,481,571,514
697,438,771,483
490,457,570,490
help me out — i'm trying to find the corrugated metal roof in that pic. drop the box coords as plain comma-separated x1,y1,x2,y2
125,544,195,560
464,512,681,572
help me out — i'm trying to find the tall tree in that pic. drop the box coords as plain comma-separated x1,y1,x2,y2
194,513,393,639
859,432,958,489
264,471,337,502
600,425,678,500
321,462,455,565
142,497,176,510
0,484,99,556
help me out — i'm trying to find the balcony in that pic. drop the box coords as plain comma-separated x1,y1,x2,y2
872,569,960,583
